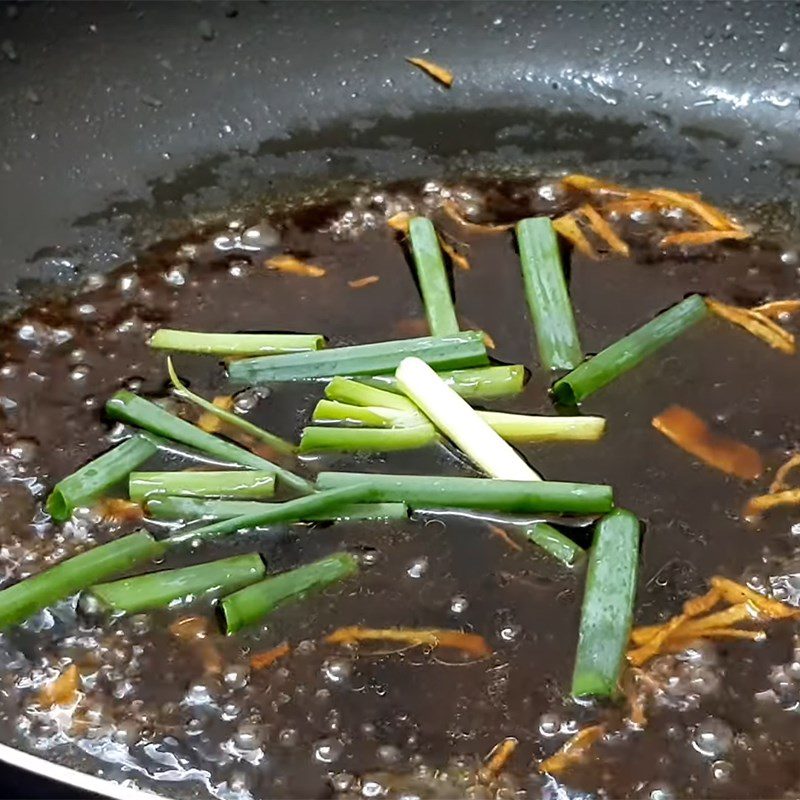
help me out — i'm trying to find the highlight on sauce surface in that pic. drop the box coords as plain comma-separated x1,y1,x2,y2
1,171,800,800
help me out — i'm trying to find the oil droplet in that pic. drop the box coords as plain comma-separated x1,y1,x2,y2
499,622,522,642
242,224,280,249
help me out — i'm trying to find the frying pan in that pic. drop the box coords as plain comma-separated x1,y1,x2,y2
0,1,798,796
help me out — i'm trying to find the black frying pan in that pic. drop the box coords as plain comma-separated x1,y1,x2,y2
0,1,797,796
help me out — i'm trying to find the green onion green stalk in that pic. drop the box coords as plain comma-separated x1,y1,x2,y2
146,496,409,523
552,294,708,405
46,435,158,522
129,471,276,502
226,332,488,384
571,509,640,698
516,217,583,370
105,391,312,495
166,485,374,545
87,553,266,614
526,522,585,567
168,358,296,455
299,424,436,453
363,365,526,401
0,531,165,629
408,217,460,337
220,552,359,634
325,376,418,413
316,472,613,515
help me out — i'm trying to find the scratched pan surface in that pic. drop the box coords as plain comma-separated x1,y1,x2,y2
2,2,800,799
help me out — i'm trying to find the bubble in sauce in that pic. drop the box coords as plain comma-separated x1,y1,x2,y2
406,556,428,579
234,721,262,751
692,717,733,758
313,736,344,764
322,656,353,685
449,595,468,614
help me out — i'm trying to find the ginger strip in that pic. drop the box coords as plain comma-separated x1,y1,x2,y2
488,524,522,552
553,214,597,258
706,298,795,354
561,174,632,195
38,664,81,709
441,200,514,233
630,587,723,646
250,642,291,671
479,737,518,782
652,404,763,481
266,255,326,278
387,212,411,234
96,498,144,523
405,57,454,87
770,453,800,494
648,188,744,231
711,576,800,620
627,615,688,666
538,725,605,774
348,275,380,289
438,235,471,270
578,204,630,255
659,229,750,248
746,489,800,518
197,395,234,433
752,299,800,319
325,626,491,658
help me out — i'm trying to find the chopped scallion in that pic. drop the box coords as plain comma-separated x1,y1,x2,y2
167,358,296,455
552,295,708,405
149,329,324,356
395,357,541,480
316,472,613,515
129,471,276,502
572,509,641,698
516,217,583,370
166,485,373,545
0,531,165,629
227,332,488,384
408,217,459,337
105,391,312,495
220,552,359,634
46,435,157,522
526,522,585,567
299,424,436,453
88,553,266,614
146,496,408,523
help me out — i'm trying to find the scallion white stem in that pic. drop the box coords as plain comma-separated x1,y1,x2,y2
394,357,541,480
